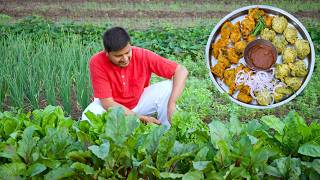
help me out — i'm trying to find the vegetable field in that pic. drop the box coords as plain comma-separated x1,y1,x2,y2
0,0,319,179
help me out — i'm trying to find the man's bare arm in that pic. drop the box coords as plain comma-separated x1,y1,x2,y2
167,64,188,122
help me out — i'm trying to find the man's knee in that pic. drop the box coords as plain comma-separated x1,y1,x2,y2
81,99,106,120
161,80,173,95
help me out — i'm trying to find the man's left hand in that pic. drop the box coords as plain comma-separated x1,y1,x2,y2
167,102,176,124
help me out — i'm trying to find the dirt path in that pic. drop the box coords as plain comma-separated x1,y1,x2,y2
1,8,319,21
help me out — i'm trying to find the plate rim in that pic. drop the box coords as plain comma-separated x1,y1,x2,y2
205,5,315,109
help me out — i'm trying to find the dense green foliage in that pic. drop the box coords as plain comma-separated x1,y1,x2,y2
0,106,319,179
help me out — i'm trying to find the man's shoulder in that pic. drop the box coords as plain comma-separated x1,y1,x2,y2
90,51,107,66
132,46,153,57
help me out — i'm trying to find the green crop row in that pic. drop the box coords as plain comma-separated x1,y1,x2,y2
0,106,319,179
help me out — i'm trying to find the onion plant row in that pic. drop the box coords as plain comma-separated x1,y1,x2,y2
0,33,96,115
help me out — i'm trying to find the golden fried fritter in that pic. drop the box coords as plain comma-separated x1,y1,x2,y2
247,35,256,43
234,41,247,56
237,92,253,103
264,14,273,28
221,21,233,39
230,22,241,43
227,47,240,64
217,53,231,68
240,85,251,95
212,38,229,58
211,62,227,79
248,8,265,21
223,68,236,87
241,16,255,39
237,85,253,104
223,68,236,94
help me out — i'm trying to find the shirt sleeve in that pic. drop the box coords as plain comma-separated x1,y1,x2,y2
145,49,178,79
89,59,112,98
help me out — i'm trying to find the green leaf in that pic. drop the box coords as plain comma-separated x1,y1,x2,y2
298,142,320,157
171,141,198,156
209,120,230,149
0,144,20,161
214,140,230,166
127,168,138,180
160,172,184,178
247,134,258,144
3,118,18,137
145,125,167,155
17,126,38,164
0,162,26,179
104,107,139,145
27,163,46,176
312,159,320,174
266,157,301,179
229,166,250,179
182,171,204,180
194,146,209,161
88,141,110,160
76,131,95,149
156,128,176,169
66,150,92,163
229,113,242,136
57,118,73,129
71,162,94,175
85,111,103,130
44,167,75,180
261,115,284,134
192,161,211,171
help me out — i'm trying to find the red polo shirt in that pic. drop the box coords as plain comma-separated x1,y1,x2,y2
89,46,178,109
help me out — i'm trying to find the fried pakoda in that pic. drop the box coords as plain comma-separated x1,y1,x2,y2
212,38,229,58
295,39,310,59
248,8,265,21
256,89,273,105
247,35,256,43
274,86,293,102
272,35,288,54
227,47,240,64
285,77,302,91
211,62,227,79
234,41,247,56
282,47,297,64
230,22,241,43
217,53,231,68
272,16,288,33
221,21,233,39
264,14,273,28
237,85,253,103
223,68,236,94
260,28,276,41
284,26,298,44
275,63,290,82
289,60,308,77
241,16,255,40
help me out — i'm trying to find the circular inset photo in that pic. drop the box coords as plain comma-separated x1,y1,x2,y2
205,5,315,109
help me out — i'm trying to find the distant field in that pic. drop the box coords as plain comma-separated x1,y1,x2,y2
1,0,319,29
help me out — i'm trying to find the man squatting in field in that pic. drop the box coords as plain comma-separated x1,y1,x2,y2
82,27,188,126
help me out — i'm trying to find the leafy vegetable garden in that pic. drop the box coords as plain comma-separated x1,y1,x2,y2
0,2,320,179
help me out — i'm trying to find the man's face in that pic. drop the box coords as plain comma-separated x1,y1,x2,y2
107,43,132,68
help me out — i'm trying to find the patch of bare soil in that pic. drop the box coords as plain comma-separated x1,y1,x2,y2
1,7,319,21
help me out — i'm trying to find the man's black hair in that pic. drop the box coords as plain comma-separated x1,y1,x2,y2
103,27,131,52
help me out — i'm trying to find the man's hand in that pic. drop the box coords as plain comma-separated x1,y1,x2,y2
139,115,161,125
167,102,176,124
